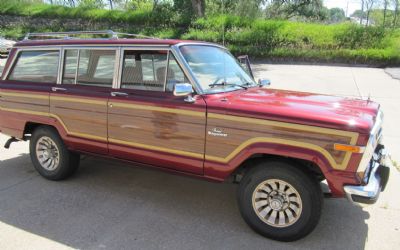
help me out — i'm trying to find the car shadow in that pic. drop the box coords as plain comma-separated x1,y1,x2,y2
0,154,369,249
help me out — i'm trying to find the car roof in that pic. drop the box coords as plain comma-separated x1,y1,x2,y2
14,38,211,47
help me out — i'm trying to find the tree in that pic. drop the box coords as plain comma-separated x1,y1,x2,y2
191,0,205,17
265,0,325,20
382,0,389,26
205,0,263,17
394,0,400,27
328,7,346,23
234,0,264,18
364,0,377,26
78,0,105,9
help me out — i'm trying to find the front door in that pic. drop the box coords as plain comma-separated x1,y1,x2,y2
50,48,117,154
108,49,206,174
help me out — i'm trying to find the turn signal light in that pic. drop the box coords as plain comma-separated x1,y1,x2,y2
334,144,365,153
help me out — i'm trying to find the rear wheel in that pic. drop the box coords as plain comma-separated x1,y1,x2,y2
30,126,80,180
237,160,323,241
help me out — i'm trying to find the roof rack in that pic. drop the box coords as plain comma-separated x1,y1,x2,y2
23,30,158,41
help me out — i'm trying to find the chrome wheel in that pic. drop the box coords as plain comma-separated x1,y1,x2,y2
252,179,302,228
35,136,60,171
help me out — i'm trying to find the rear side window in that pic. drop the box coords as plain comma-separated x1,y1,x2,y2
8,50,59,83
62,49,116,87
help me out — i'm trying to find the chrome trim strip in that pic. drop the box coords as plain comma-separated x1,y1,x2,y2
116,47,124,89
357,110,384,175
175,42,227,50
74,49,80,85
112,47,122,89
164,51,170,92
57,46,64,84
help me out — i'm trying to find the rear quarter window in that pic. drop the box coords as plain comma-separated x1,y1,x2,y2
8,50,59,83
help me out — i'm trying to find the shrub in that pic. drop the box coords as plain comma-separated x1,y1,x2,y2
0,2,399,66
335,24,387,49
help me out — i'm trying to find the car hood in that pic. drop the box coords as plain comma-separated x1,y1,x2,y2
204,88,380,134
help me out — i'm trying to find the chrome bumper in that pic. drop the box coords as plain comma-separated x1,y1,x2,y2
344,146,391,205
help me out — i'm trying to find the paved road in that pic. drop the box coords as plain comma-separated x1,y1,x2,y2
0,63,400,250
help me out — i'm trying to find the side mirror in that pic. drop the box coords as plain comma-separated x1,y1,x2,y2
258,79,271,87
173,83,194,96
173,83,195,103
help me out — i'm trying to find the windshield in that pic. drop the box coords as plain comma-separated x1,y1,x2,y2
179,45,256,94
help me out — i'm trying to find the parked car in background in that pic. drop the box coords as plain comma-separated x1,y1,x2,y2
0,37,15,58
0,31,391,242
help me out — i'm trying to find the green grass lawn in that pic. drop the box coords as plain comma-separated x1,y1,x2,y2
1,2,399,66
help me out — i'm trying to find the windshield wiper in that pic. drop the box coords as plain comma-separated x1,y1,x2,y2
209,82,247,89
239,82,256,88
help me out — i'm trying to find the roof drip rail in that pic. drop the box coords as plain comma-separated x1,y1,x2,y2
23,30,159,41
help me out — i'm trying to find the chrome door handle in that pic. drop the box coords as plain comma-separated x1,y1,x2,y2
52,87,67,92
111,92,128,97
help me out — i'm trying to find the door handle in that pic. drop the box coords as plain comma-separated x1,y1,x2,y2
52,87,67,92
111,92,128,97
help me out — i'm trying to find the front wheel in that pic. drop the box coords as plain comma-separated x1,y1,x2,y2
30,126,80,180
237,160,323,241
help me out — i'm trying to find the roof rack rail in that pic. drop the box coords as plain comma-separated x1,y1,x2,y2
23,30,158,41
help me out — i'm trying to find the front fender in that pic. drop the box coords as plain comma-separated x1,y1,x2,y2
204,141,361,196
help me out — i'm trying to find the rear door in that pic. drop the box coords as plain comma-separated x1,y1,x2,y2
50,48,118,154
107,49,207,174
0,49,59,137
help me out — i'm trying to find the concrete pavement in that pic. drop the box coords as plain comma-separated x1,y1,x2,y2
385,68,400,80
0,63,400,249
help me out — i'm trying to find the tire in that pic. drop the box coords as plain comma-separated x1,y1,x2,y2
29,126,80,181
237,160,323,242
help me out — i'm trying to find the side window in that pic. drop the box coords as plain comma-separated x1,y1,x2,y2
77,50,115,87
8,50,59,83
62,49,116,87
121,50,168,91
166,54,190,92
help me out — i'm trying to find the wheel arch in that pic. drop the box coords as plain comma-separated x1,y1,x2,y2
23,122,61,140
230,154,326,184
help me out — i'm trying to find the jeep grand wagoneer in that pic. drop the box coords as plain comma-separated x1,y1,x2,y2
0,31,391,241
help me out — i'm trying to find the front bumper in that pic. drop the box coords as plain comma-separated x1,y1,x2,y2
344,145,391,205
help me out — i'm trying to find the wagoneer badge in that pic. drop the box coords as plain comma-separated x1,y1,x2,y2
208,128,228,137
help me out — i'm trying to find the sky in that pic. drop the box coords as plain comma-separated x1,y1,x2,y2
324,0,362,16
